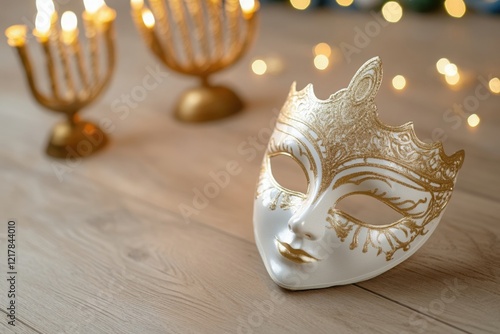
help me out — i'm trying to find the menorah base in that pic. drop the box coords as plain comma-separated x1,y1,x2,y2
174,85,244,122
46,120,108,159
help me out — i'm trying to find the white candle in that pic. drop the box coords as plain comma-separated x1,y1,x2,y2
61,11,78,45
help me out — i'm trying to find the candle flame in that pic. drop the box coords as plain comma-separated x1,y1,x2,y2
35,11,52,35
5,25,28,47
36,0,55,16
239,0,256,13
131,0,144,10
84,0,106,14
61,11,78,32
142,9,155,28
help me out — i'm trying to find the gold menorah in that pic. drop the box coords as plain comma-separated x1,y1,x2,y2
5,0,116,158
131,0,259,122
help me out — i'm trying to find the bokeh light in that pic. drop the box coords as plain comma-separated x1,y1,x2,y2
445,72,460,86
142,9,155,28
290,0,311,10
444,63,458,76
392,75,406,90
382,1,403,23
314,42,332,57
265,56,285,74
444,0,466,18
467,114,480,128
336,0,354,6
489,77,500,94
314,54,329,70
436,58,450,75
251,59,267,75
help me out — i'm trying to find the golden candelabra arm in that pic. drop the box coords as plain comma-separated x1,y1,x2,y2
5,1,117,158
131,0,259,122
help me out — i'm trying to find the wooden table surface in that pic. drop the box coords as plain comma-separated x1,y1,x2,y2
1,1,499,333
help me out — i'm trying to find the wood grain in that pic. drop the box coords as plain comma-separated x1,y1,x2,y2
0,159,465,334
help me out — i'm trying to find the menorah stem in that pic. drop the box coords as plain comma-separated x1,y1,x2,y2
55,32,76,97
73,41,90,90
187,0,210,62
15,43,49,106
226,0,242,57
66,111,79,126
170,0,195,63
85,20,100,84
207,0,223,62
40,39,60,100
149,0,172,50
201,76,210,87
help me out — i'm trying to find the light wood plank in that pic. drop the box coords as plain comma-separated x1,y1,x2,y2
0,159,465,334
357,190,500,333
0,316,38,334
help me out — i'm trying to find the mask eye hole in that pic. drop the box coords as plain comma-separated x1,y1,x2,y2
336,194,404,226
269,153,309,195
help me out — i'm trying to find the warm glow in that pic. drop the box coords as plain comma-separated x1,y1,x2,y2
266,56,284,74
392,75,406,90
382,1,403,23
131,0,144,10
444,0,466,18
239,0,256,13
444,63,458,76
336,0,354,6
436,58,450,75
252,59,267,75
142,9,156,28
290,0,311,10
84,0,106,14
5,25,28,47
467,114,480,128
314,54,329,70
445,72,460,86
61,11,78,32
35,11,51,35
489,77,500,94
36,0,55,16
314,43,331,57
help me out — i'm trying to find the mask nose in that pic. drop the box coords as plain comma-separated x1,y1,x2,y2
288,209,325,241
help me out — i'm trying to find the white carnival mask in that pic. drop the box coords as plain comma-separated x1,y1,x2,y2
253,57,464,290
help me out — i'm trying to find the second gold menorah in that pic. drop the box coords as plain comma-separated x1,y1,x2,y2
131,0,259,122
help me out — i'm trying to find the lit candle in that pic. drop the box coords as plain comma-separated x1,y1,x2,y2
131,0,144,10
5,25,27,47
130,0,145,28
34,11,52,42
61,11,89,89
61,11,78,45
34,10,60,98
83,0,106,16
240,0,258,20
83,0,107,82
141,8,165,59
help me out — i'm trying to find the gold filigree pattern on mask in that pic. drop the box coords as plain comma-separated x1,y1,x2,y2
255,57,465,261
